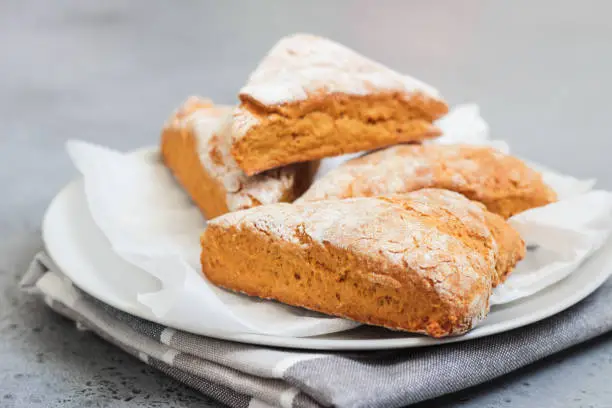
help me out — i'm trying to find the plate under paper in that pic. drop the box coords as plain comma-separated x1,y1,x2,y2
42,180,612,350
62,104,612,340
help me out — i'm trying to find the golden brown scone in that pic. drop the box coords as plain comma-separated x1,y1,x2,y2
298,144,557,219
230,34,449,175
201,189,524,338
160,96,319,219
401,189,525,286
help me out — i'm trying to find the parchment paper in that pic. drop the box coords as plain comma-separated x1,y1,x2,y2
66,105,612,336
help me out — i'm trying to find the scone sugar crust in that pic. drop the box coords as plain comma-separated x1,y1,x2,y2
161,96,318,219
298,144,557,218
201,189,524,337
231,34,449,175
406,189,525,286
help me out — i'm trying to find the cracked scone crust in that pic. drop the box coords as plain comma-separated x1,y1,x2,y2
403,189,525,287
201,189,524,337
160,96,319,219
298,144,557,218
231,34,449,175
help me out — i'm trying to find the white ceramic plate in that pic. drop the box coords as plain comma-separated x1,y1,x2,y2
43,180,612,350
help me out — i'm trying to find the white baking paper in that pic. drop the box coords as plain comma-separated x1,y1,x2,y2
66,143,360,337
66,104,612,336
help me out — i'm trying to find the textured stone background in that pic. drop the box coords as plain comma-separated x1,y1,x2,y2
1,1,612,407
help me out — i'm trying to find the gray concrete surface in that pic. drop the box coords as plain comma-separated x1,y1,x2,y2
1,0,612,407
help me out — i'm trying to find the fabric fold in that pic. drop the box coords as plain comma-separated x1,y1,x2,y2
22,252,612,408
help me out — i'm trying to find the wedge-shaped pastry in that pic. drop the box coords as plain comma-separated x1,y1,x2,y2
161,97,319,219
405,189,525,287
298,144,557,218
201,189,525,337
231,34,449,175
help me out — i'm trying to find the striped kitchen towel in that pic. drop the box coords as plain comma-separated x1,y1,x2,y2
21,252,612,408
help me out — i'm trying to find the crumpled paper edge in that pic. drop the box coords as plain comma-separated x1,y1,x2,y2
65,103,612,336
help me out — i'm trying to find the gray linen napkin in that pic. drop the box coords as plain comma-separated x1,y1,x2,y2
21,252,612,408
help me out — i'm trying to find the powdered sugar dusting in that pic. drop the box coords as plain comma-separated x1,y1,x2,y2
240,34,443,106
169,97,299,212
298,144,511,203
231,106,260,141
297,145,437,202
212,193,493,326
403,188,499,271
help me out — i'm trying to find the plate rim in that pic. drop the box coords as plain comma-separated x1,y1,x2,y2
42,179,612,350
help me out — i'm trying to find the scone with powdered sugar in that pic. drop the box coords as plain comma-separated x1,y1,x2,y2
230,33,449,176
201,189,524,337
161,96,319,219
298,144,557,218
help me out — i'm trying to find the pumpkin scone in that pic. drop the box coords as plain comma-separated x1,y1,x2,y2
161,96,319,219
298,144,557,218
402,189,525,286
230,33,449,175
201,189,524,337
